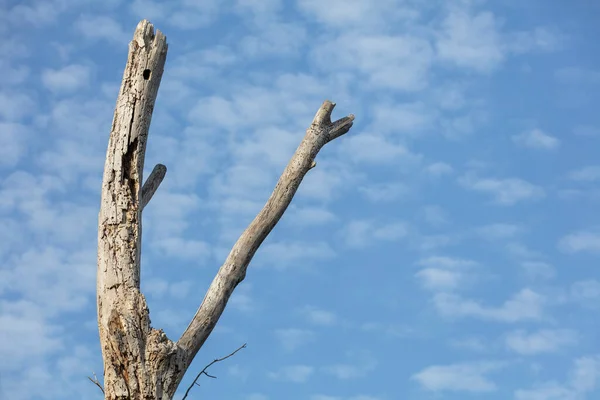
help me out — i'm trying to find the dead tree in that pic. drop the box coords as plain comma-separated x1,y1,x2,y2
97,20,355,400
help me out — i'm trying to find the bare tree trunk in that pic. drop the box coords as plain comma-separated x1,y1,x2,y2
97,20,355,400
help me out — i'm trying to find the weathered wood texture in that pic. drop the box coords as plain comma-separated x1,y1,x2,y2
97,19,354,400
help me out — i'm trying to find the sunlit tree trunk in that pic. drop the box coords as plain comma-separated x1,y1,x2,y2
97,19,355,400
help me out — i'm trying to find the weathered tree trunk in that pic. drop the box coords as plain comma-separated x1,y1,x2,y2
97,20,355,400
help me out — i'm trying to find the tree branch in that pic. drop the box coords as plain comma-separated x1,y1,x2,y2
176,100,354,363
141,163,167,210
87,372,105,394
181,343,247,400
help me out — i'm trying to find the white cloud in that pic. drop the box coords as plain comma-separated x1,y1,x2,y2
152,237,211,261
228,363,251,381
450,337,488,352
285,206,337,227
247,394,269,400
337,132,422,165
312,33,433,91
273,328,315,351
239,22,307,57
256,241,336,269
435,10,504,73
416,268,462,291
459,174,545,205
268,365,314,383
512,129,560,150
476,223,521,240
569,165,600,182
0,92,36,122
322,363,376,380
322,354,377,380
412,361,504,392
418,256,477,269
573,125,600,137
167,0,220,30
505,329,577,355
411,234,457,251
415,256,477,291
371,101,434,135
421,205,448,227
360,322,413,338
555,67,600,85
358,182,409,203
509,27,563,54
311,396,341,400
515,355,600,400
74,15,129,43
229,283,256,313
0,122,30,167
296,162,355,203
559,231,600,253
340,220,408,248
41,64,90,93
144,191,201,237
506,242,543,259
7,1,63,26
521,261,556,280
433,289,545,322
425,162,454,177
571,280,600,305
297,0,416,29
299,306,337,326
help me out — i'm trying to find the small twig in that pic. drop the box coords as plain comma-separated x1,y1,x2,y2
181,343,247,400
87,372,105,394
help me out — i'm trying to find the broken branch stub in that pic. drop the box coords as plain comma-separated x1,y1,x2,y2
141,163,167,210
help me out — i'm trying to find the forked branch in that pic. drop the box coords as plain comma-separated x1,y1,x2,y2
176,100,355,363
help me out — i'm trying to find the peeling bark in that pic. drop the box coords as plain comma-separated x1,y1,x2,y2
97,19,355,400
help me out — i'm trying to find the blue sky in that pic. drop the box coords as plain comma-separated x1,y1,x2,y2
1,0,599,399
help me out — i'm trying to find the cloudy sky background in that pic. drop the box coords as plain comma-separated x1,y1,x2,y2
1,0,599,399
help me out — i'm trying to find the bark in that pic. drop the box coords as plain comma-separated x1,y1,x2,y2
97,20,355,400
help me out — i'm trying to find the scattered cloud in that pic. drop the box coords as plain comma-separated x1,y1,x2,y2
358,182,409,203
268,365,314,383
74,15,129,43
285,206,337,227
459,174,545,205
415,256,478,291
569,165,600,182
1,1,596,399
515,355,600,399
521,261,556,280
256,241,336,269
505,329,577,355
421,205,448,227
273,328,315,351
425,162,454,177
435,10,505,73
512,129,560,150
322,353,377,380
476,223,522,240
433,289,545,322
41,64,91,93
340,219,408,248
559,231,600,253
412,361,505,392
299,306,338,326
